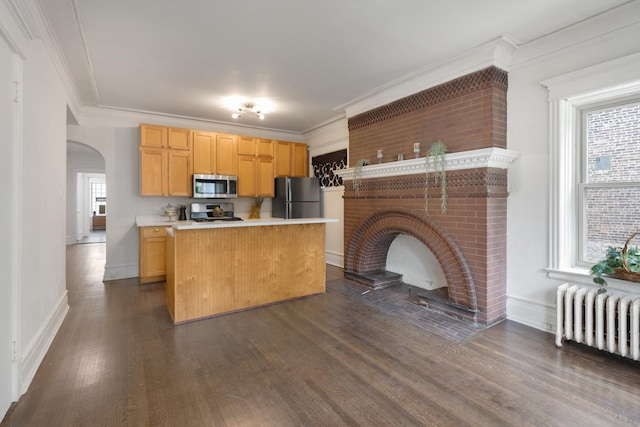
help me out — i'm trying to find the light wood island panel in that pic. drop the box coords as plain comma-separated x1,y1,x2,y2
165,223,326,323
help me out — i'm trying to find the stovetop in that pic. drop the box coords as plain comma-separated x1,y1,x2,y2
192,216,243,223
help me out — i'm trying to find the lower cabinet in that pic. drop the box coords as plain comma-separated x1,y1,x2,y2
139,226,167,283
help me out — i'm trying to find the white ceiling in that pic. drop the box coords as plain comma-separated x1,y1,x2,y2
39,0,630,133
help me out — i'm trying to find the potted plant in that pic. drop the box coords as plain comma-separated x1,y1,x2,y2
249,197,263,219
424,140,447,214
353,159,369,195
590,233,640,294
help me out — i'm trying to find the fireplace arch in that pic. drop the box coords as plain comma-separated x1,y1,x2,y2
345,210,477,313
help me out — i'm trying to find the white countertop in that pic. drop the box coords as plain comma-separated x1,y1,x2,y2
136,214,338,230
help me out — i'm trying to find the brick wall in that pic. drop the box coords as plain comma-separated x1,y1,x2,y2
586,103,640,259
344,67,509,325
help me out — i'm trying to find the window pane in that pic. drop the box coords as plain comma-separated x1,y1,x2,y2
586,102,640,184
585,185,640,262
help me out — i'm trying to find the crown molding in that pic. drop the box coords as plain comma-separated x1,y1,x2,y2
335,148,519,181
78,105,304,140
511,1,640,69
334,35,517,119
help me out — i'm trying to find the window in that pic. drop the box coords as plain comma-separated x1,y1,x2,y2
580,101,640,265
90,178,106,216
544,53,640,283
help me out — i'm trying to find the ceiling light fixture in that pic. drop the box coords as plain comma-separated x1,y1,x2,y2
232,103,265,120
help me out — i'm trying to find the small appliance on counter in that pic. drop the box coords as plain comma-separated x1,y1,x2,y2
189,202,243,222
272,177,321,219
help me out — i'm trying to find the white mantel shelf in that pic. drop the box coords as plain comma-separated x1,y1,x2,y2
335,148,519,180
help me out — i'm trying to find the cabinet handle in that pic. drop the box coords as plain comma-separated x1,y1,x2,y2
153,228,160,232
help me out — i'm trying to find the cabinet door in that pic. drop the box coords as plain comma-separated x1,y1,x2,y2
256,138,274,158
193,130,216,174
237,136,256,156
167,150,192,196
140,124,167,148
140,148,166,196
275,141,292,177
216,133,238,175
140,227,166,280
237,155,256,197
257,157,275,197
168,127,191,150
292,143,308,177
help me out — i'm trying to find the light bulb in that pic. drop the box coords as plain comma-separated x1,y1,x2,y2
258,114,265,120
232,113,240,119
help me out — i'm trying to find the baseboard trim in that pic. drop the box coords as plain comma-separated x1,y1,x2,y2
506,294,555,334
325,251,344,268
20,291,69,395
103,262,138,281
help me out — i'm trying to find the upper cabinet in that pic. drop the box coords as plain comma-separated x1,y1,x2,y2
275,141,292,177
140,124,167,148
193,130,216,175
238,137,274,197
140,124,192,196
216,134,238,175
141,123,308,198
292,143,308,177
275,141,308,177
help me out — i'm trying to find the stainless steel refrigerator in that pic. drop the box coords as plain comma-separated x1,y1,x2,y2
272,177,322,219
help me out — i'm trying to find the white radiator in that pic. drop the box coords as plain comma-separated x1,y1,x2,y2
556,283,640,360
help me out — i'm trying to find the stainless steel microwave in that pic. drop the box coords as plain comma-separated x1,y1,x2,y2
193,174,238,199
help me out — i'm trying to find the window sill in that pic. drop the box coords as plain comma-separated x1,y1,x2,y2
547,267,640,294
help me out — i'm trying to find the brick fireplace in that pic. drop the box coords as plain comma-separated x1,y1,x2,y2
339,66,514,326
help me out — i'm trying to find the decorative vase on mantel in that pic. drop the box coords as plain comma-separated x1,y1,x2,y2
249,197,263,219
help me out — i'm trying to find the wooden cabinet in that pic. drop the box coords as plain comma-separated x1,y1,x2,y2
275,141,308,177
216,133,238,175
140,124,167,148
141,123,307,196
167,150,192,196
140,147,167,196
139,226,167,283
275,140,292,177
237,136,256,156
167,127,191,150
292,143,308,177
256,138,274,158
238,138,274,197
257,157,275,196
193,130,216,174
237,155,257,196
140,124,193,196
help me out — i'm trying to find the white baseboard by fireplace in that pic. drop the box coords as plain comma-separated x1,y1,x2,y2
506,294,555,334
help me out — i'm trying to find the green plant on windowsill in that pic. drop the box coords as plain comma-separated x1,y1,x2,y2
590,233,640,294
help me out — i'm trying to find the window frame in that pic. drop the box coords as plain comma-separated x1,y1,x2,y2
576,97,640,267
543,53,640,290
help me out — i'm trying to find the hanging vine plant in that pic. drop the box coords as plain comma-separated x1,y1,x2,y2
353,159,369,195
424,140,447,214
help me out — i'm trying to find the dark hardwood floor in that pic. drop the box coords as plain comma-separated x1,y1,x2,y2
3,243,640,426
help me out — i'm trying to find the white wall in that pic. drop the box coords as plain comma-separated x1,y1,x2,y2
18,37,70,394
0,17,18,418
305,117,349,267
505,10,640,331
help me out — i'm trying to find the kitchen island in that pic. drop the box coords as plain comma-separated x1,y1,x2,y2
163,217,337,324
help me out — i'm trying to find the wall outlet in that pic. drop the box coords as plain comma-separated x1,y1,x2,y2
541,321,553,331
